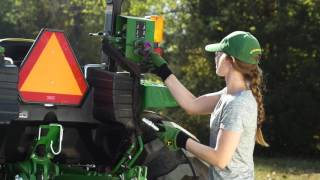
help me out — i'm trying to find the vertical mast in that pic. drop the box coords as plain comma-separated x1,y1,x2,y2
102,0,123,71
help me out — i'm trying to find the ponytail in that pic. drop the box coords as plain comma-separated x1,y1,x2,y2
250,67,269,147
230,57,269,147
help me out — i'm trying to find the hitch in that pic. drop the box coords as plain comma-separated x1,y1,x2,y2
4,124,147,180
6,124,62,180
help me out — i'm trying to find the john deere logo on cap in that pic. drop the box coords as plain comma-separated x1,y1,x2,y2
250,48,262,54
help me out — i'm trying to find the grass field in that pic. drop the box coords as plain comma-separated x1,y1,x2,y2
255,157,320,180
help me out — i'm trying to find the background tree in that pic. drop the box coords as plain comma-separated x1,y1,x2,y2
0,0,106,64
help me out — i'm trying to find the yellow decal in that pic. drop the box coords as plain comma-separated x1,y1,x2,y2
250,48,262,54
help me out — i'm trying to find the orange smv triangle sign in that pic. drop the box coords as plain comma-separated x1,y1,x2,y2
19,29,88,105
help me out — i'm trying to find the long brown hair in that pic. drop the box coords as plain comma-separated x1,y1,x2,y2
228,56,269,147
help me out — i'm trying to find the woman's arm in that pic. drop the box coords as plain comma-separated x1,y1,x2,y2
185,129,241,169
164,74,222,115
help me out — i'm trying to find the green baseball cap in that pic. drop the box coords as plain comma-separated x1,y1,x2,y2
205,31,262,64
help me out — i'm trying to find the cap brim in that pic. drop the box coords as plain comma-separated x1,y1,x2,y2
205,43,223,52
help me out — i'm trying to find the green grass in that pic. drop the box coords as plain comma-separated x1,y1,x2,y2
255,157,320,180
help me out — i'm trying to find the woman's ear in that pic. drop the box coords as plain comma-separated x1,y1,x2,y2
226,56,236,69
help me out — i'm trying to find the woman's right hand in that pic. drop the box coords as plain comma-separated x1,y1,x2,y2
134,39,167,67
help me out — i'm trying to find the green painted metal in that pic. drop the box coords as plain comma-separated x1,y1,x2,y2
55,165,147,180
122,166,147,180
54,175,117,180
112,136,145,175
0,45,4,66
141,80,178,109
4,124,147,180
55,161,147,180
54,165,117,180
111,142,136,175
33,124,63,157
128,136,144,168
115,15,155,62
0,46,4,55
6,124,62,180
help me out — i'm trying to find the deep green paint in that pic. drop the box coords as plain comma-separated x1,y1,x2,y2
141,80,178,109
128,136,144,168
112,136,144,175
115,15,155,62
122,166,147,180
112,16,178,109
5,125,147,180
6,124,62,180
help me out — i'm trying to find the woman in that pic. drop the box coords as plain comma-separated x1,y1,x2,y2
140,31,268,179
